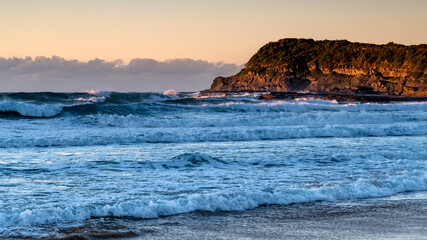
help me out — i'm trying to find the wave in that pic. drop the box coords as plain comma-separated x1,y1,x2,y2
1,170,425,230
162,153,230,168
0,91,199,118
0,101,63,117
1,122,425,148
132,153,232,170
89,110,426,128
2,100,425,119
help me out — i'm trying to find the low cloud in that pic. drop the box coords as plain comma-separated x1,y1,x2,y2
0,56,242,92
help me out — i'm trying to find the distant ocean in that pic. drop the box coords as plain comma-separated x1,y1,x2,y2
0,91,426,239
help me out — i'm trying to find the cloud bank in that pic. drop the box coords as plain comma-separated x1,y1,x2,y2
0,56,242,92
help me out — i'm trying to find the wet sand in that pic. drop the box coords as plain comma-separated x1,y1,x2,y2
56,193,427,240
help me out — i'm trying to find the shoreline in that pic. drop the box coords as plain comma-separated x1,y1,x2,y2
201,90,427,103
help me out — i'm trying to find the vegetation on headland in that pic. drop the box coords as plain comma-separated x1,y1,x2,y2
240,38,426,78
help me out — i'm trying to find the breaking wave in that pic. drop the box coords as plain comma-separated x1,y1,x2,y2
0,101,63,117
1,170,425,229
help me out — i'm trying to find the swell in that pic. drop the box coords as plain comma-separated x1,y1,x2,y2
0,91,169,104
1,122,426,148
90,110,426,128
1,95,426,118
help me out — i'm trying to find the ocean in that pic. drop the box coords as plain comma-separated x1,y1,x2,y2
0,91,426,239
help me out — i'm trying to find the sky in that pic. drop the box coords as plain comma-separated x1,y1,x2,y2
0,0,426,92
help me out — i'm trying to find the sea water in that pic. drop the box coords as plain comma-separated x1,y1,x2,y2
0,91,426,238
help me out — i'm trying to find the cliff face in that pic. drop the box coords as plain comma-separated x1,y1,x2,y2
210,39,427,97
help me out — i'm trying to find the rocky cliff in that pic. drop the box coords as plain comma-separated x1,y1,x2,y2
210,38,427,97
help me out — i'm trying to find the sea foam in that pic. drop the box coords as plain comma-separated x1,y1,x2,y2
0,92,426,239
1,170,425,230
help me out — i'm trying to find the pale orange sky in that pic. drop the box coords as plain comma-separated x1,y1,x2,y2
1,0,426,65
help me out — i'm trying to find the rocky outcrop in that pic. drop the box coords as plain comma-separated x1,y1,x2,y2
210,39,427,97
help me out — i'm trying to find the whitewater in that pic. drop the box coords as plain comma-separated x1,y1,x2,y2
0,91,426,239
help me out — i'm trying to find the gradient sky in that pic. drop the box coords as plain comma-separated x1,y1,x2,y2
0,0,426,91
